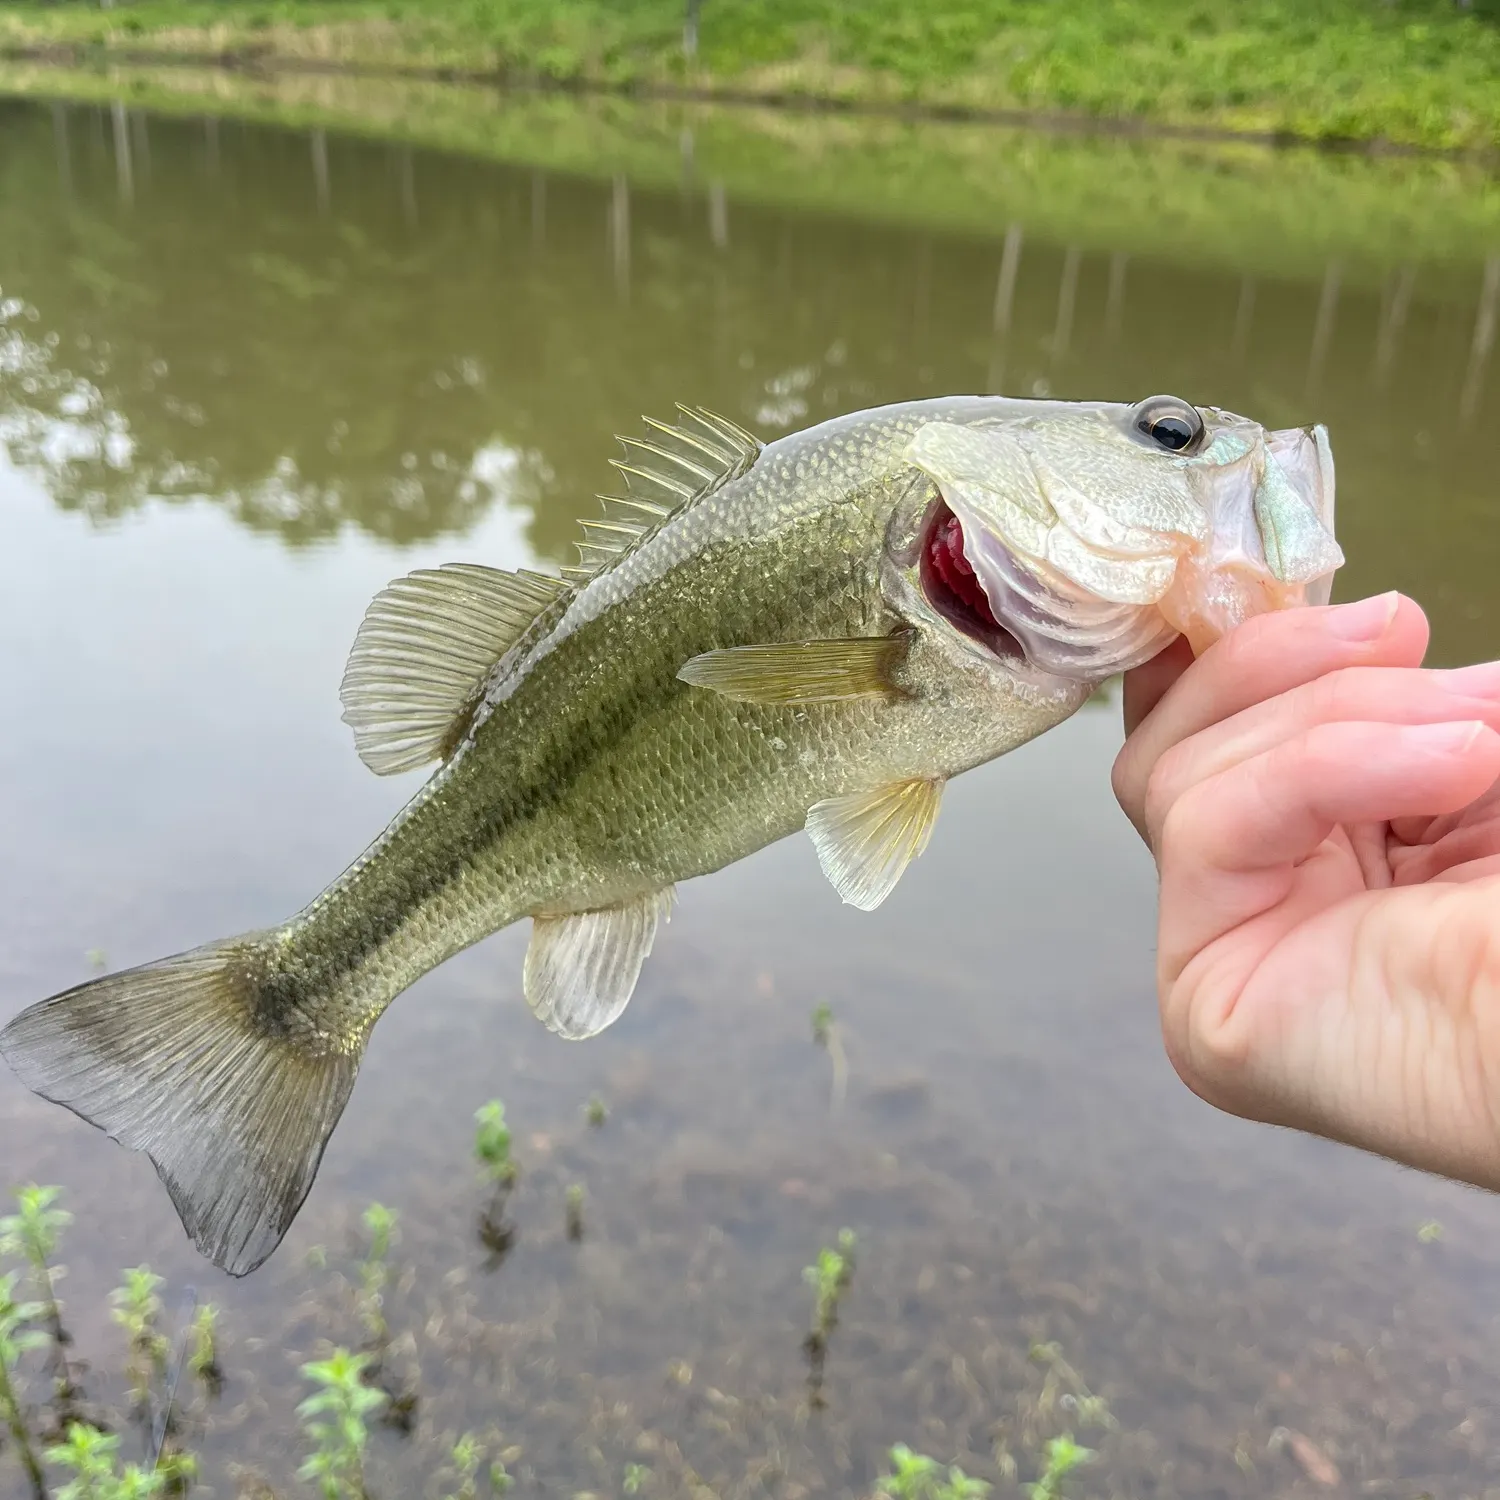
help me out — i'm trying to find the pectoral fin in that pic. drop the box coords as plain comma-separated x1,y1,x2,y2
523,889,675,1040
677,635,909,705
806,777,944,911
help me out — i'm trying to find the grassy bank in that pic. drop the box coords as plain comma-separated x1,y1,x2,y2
0,0,1498,151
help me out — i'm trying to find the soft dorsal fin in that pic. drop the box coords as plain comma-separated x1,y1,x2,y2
561,405,762,584
341,563,567,775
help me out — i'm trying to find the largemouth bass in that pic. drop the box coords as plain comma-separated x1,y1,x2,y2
0,395,1341,1275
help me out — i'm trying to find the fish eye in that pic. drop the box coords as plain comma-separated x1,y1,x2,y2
1130,396,1204,455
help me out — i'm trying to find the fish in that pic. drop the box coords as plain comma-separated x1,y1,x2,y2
0,394,1341,1275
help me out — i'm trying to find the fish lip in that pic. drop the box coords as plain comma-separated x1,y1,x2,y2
1157,416,1343,647
1266,422,1340,604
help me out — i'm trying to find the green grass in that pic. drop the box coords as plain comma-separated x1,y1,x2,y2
0,0,1498,149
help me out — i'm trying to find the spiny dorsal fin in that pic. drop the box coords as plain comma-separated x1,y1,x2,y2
566,405,762,582
806,778,945,912
677,635,910,704
341,563,568,775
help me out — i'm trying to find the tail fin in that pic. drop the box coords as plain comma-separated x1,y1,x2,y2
0,939,359,1277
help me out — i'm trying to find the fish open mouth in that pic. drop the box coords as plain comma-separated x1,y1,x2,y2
918,492,1175,677
919,501,1024,661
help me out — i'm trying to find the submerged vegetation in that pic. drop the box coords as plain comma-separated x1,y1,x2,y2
0,1142,1120,1499
296,1350,385,1500
876,1444,991,1500
0,0,1497,150
473,1100,519,1263
802,1227,856,1406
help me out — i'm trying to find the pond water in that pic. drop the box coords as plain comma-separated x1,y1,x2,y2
2,93,1500,1499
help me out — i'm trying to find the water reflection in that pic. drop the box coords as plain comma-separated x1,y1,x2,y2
1,99,1498,655
5,92,1500,1497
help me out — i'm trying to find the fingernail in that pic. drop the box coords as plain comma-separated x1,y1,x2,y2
1326,591,1400,642
1403,720,1488,754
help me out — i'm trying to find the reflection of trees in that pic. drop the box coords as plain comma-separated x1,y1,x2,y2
0,97,1495,648
0,100,984,555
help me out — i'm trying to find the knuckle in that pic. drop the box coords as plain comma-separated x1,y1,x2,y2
1110,745,1140,816
1144,745,1195,841
1162,978,1253,1101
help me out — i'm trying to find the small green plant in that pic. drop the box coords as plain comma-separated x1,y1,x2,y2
584,1094,608,1128
357,1203,397,1350
48,1422,169,1500
875,1444,990,1500
474,1101,518,1188
1029,1341,1116,1433
802,1228,857,1406
803,1228,856,1341
565,1184,585,1242
1,1183,83,1421
810,1002,848,1105
110,1266,168,1415
811,1001,833,1046
623,1461,651,1493
298,1349,387,1500
1023,1435,1094,1500
0,1270,47,1499
475,1101,520,1262
1418,1219,1444,1243
439,1431,517,1497
0,1185,72,1317
443,1431,488,1500
188,1302,223,1392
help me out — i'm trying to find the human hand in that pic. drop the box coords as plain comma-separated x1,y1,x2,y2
1113,593,1500,1190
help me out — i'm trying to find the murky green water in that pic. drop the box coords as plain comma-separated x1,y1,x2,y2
3,94,1500,1499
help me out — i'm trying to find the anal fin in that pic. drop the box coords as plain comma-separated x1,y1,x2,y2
806,778,945,911
524,889,674,1040
677,635,909,705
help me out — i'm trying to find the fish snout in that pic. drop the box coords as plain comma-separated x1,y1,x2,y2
1156,422,1342,653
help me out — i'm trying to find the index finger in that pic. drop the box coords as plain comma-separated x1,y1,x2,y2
1112,593,1429,840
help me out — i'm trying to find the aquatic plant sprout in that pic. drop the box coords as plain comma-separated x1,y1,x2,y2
358,1201,397,1349
47,1423,170,1500
0,1270,48,1498
188,1301,222,1390
298,1349,388,1500
1,1182,83,1428
110,1265,170,1419
804,1228,857,1340
474,1101,518,1186
876,1444,991,1500
1024,1435,1095,1499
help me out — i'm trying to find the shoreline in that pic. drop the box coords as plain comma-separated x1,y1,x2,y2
0,39,1484,162
1,0,1498,156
